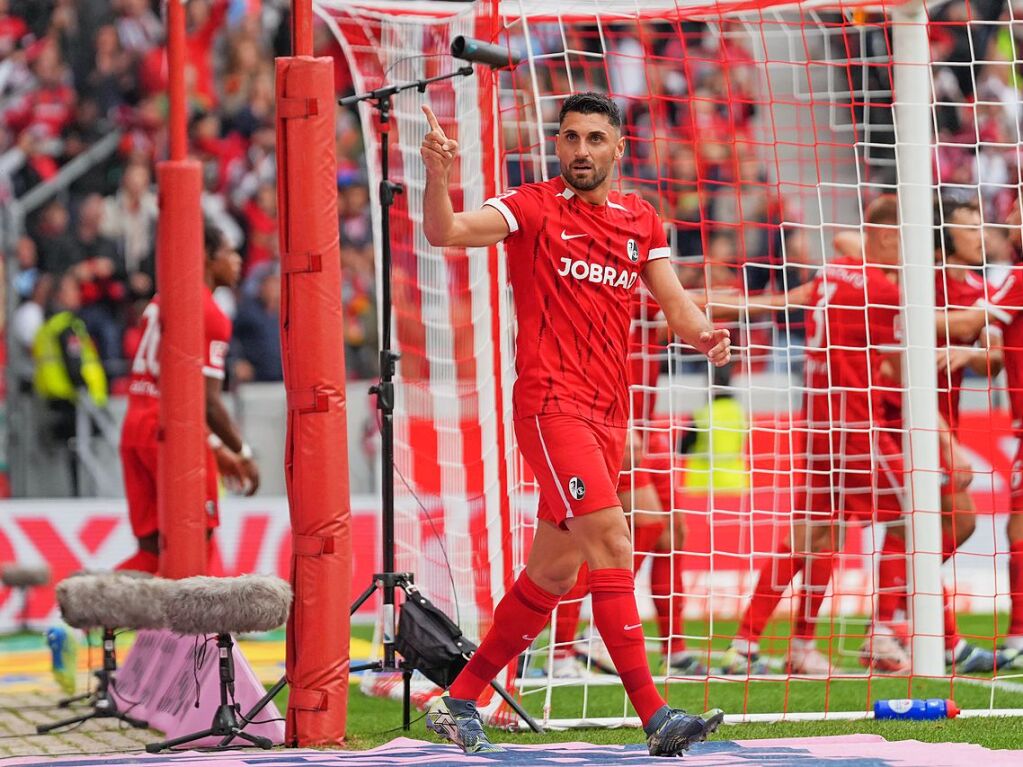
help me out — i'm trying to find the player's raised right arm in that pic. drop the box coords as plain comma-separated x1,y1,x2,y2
421,105,510,248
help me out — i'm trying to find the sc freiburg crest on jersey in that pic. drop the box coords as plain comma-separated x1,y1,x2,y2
484,177,670,427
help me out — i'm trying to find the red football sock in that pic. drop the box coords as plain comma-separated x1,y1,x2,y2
876,533,907,625
589,568,665,726
943,586,960,652
115,549,159,574
793,550,834,641
1009,541,1023,637
632,522,663,572
942,530,957,562
448,572,560,702
553,565,589,653
650,551,686,653
738,546,803,644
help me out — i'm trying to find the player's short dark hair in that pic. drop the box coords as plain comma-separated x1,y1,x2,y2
559,92,623,132
204,220,225,259
934,197,980,254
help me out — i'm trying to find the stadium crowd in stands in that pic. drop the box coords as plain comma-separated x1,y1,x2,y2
2,1,1021,397
1,0,377,391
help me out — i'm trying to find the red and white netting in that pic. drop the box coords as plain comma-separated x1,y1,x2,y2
317,0,1023,725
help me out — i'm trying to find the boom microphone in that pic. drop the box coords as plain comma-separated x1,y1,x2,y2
451,36,522,69
56,573,171,630
161,574,293,636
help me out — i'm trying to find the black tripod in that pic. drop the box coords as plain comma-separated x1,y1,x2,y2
146,633,273,753
231,67,541,740
37,629,149,733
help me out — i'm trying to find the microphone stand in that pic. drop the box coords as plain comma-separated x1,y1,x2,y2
341,66,474,682
229,65,541,738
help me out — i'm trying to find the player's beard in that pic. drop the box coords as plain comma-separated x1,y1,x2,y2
561,161,609,192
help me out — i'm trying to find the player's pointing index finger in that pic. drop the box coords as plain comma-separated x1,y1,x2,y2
422,104,445,137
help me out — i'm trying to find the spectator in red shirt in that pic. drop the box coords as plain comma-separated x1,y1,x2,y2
0,0,28,58
4,41,75,153
241,182,277,274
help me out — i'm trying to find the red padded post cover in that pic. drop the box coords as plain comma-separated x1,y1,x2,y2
275,56,352,746
156,160,207,579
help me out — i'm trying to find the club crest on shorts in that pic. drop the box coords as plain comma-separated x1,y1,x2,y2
626,238,639,262
568,476,586,501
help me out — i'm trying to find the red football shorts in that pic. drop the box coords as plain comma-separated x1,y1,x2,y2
798,426,905,523
120,441,220,538
516,413,627,528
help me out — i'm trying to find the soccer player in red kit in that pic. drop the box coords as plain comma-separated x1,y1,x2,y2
872,198,1007,673
420,92,729,756
947,239,1023,658
117,222,260,574
719,196,906,676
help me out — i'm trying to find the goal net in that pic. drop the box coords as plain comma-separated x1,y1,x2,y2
317,0,1023,725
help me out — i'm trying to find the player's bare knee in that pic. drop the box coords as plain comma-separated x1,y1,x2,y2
954,510,976,543
528,567,578,596
1007,513,1023,544
671,512,687,549
573,522,633,569
589,528,633,569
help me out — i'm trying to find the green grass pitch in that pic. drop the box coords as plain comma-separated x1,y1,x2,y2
275,614,1023,751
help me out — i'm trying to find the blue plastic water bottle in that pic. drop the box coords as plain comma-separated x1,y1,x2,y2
46,625,77,695
873,698,960,720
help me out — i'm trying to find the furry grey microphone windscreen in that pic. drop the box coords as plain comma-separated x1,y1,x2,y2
1,564,51,588
162,575,293,635
57,573,171,630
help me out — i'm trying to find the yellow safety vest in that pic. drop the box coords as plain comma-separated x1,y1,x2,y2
32,312,108,407
684,396,748,494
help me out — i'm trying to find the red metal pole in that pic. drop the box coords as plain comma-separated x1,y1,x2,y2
292,0,314,56
277,55,351,746
157,0,206,578
156,161,206,579
167,0,187,160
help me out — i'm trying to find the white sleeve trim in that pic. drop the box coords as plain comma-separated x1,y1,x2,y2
648,247,671,261
483,198,518,234
203,366,226,380
978,300,1013,325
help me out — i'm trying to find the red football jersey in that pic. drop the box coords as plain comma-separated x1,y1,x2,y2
803,257,901,429
936,269,986,431
485,177,670,427
985,269,1023,430
122,287,232,445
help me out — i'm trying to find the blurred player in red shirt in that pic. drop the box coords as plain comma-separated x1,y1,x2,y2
871,198,1007,673
946,212,1023,659
709,199,1013,675
117,222,259,574
419,92,729,756
713,196,904,676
